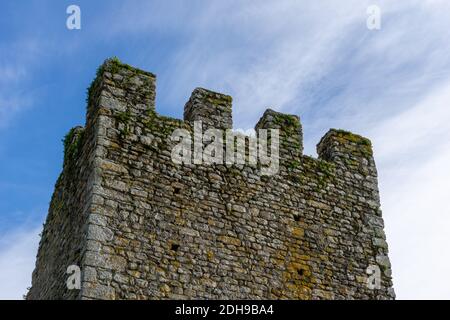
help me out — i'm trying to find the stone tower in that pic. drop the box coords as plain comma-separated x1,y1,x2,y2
27,58,395,300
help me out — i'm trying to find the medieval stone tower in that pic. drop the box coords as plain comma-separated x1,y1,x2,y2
27,58,395,300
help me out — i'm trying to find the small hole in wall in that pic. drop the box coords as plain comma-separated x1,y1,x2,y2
171,243,180,251
174,187,181,194
293,215,300,222
297,269,304,276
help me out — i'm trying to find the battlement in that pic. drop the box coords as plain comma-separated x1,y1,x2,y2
184,87,233,130
28,58,394,300
84,58,375,171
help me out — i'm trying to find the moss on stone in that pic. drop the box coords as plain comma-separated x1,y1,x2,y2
273,113,299,128
288,160,301,170
115,110,132,138
206,96,232,106
270,113,301,140
63,127,85,165
333,129,373,155
316,161,335,190
143,110,191,135
115,110,132,124
103,56,156,78
86,57,156,111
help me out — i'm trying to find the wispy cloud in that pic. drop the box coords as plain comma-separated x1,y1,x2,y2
101,1,450,135
0,225,41,300
373,80,450,299
0,40,42,129
0,95,33,129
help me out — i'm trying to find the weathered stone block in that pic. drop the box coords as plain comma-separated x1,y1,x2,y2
27,59,394,301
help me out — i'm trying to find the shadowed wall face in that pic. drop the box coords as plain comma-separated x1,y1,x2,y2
28,59,395,300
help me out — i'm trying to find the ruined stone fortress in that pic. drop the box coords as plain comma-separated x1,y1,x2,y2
27,58,395,300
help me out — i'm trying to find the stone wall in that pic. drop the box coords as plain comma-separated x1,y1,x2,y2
28,58,395,300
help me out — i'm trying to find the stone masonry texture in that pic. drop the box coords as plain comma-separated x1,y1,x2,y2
27,58,395,300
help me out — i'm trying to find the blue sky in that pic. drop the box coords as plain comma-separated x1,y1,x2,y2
1,0,450,299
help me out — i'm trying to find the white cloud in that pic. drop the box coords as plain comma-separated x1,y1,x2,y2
0,95,33,129
373,80,450,299
0,68,30,129
0,40,43,129
0,226,41,300
382,147,450,299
